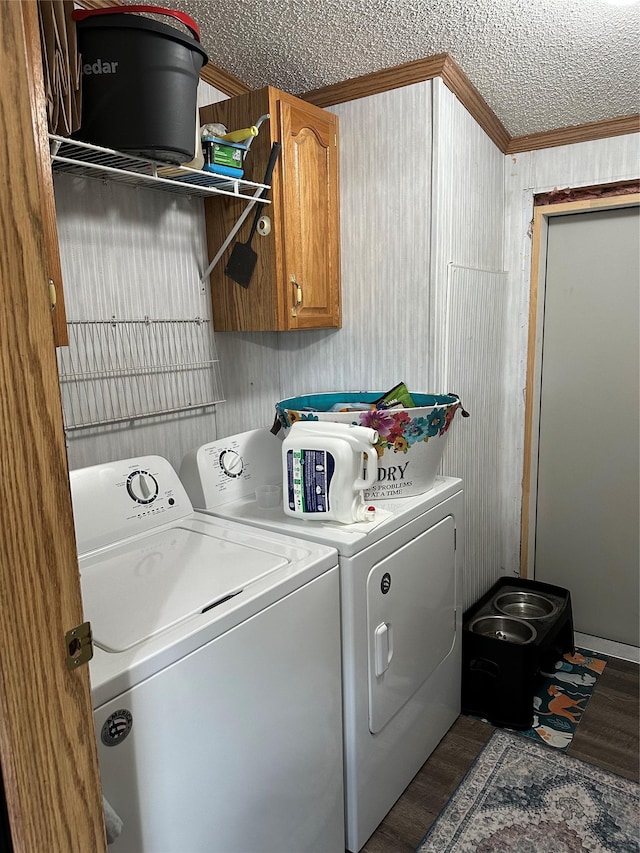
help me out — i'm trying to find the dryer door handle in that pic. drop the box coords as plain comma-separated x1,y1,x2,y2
374,622,393,676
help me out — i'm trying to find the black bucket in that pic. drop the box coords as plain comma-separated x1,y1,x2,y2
72,5,208,164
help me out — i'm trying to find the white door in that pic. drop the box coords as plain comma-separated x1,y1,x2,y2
366,516,456,733
534,205,639,647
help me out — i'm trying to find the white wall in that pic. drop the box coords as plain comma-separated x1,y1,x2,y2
55,174,223,472
54,75,639,611
213,79,507,609
215,80,436,438
501,133,640,578
430,79,506,608
55,79,230,472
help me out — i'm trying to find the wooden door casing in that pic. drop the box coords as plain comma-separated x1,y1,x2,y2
0,2,105,850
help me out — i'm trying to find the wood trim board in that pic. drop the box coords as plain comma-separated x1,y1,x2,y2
1,2,105,850
520,192,640,578
507,114,640,154
300,53,511,151
301,53,449,105
300,55,638,154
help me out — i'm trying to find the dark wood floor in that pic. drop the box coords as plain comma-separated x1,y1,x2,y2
360,656,639,853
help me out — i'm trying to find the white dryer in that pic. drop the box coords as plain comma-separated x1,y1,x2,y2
180,430,465,852
70,455,345,853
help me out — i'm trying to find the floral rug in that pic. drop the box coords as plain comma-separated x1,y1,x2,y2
519,648,608,750
416,729,640,852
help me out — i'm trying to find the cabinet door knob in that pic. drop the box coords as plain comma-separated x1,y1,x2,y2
291,275,303,316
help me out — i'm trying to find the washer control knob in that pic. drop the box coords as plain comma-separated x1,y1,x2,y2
219,449,243,478
127,470,158,504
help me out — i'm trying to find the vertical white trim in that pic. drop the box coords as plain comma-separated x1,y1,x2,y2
428,80,441,391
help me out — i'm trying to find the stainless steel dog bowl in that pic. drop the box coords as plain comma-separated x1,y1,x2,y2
468,615,537,644
494,591,558,621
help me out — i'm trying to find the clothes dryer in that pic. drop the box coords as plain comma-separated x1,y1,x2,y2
71,455,345,853
180,430,464,852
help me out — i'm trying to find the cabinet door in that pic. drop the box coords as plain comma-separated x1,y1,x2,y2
201,88,341,332
279,97,341,330
24,0,68,346
366,516,456,734
202,89,280,332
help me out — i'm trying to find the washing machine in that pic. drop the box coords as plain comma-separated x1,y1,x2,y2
70,455,345,853
180,430,464,852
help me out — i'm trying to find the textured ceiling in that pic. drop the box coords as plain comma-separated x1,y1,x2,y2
131,0,639,136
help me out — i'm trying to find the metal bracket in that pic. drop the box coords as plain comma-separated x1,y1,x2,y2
65,621,93,671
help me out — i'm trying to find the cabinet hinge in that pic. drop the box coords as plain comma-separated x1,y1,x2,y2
334,134,337,147
65,621,93,670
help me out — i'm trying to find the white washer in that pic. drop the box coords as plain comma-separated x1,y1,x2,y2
70,455,345,853
180,430,465,852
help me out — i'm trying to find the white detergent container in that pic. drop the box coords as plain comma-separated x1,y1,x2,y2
283,421,379,524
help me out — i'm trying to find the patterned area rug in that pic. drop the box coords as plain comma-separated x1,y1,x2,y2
416,729,640,852
520,648,608,750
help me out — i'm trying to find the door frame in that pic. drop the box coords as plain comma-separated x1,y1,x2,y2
520,191,640,578
0,2,105,850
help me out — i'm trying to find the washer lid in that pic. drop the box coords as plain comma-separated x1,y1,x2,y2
80,520,289,652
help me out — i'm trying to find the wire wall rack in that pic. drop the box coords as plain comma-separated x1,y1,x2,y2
49,135,270,202
57,317,224,431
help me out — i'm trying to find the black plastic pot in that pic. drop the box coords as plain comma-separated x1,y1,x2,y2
72,5,208,164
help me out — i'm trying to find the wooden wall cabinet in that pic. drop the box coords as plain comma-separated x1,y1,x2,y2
201,87,341,331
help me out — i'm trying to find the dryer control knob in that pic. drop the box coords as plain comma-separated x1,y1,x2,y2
219,449,243,478
127,470,158,504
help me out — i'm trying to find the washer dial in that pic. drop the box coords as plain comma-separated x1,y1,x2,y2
219,449,243,478
126,470,159,504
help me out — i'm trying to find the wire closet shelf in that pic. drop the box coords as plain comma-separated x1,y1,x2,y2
48,134,271,202
57,317,225,431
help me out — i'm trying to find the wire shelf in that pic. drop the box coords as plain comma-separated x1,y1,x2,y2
57,318,224,431
49,135,271,202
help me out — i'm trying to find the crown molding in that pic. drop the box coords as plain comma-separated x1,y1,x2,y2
507,114,640,153
199,64,251,96
300,53,510,152
439,54,510,152
300,53,639,155
300,53,448,106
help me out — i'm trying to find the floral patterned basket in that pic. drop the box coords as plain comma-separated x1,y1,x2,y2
275,391,462,500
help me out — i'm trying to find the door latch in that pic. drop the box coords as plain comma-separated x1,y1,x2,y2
65,621,93,670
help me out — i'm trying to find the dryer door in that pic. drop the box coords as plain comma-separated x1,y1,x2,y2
366,515,456,734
